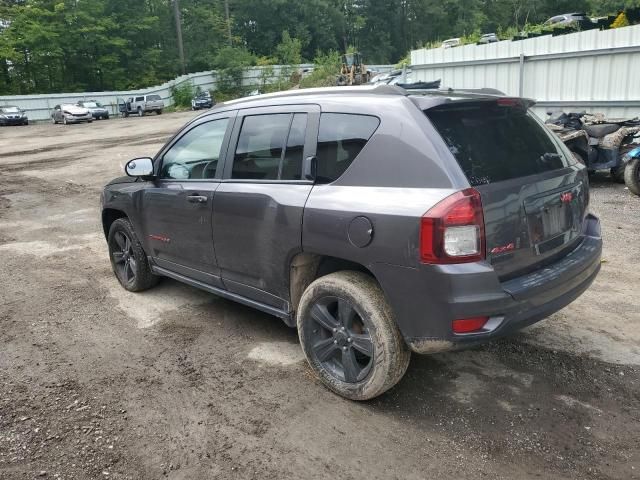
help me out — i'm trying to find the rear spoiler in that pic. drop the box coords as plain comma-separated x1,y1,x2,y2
410,93,536,111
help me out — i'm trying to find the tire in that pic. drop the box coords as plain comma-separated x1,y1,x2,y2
137,107,143,117
52,116,57,124
624,157,640,196
23,120,28,126
297,271,410,401
611,166,625,183
123,111,129,118
107,218,160,292
156,110,162,115
88,120,93,124
63,116,68,125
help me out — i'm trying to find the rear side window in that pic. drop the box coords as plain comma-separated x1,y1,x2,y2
316,113,379,184
135,96,144,102
426,102,570,186
146,95,161,101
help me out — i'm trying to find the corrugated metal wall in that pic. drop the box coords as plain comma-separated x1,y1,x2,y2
0,64,394,122
411,25,640,119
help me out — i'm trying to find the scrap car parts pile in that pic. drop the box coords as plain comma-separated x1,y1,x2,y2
546,111,640,195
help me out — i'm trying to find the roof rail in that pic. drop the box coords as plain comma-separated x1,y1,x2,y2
221,84,406,106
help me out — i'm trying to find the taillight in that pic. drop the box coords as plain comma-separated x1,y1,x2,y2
420,188,485,264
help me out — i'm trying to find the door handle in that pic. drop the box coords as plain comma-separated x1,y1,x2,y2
187,194,208,204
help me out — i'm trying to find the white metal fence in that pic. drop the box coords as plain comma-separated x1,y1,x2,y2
0,64,395,122
411,25,640,119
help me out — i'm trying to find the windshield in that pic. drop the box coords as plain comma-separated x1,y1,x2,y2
83,102,101,108
425,101,572,186
146,95,161,101
1,106,20,113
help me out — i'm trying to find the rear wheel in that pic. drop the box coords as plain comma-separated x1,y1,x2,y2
297,271,410,401
108,218,159,292
624,157,640,196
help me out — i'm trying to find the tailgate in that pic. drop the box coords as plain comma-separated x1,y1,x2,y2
425,98,589,279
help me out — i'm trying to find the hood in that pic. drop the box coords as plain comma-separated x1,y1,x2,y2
63,105,90,114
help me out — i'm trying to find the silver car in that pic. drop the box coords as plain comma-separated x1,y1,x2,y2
77,100,110,120
51,104,93,125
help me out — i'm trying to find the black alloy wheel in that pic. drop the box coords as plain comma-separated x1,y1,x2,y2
110,230,137,286
306,296,374,383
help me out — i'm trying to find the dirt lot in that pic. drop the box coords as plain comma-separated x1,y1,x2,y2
1,114,639,480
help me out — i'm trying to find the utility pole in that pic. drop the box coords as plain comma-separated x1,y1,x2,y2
173,0,186,74
224,0,232,45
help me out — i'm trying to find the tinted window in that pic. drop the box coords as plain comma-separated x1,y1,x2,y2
315,113,379,184
135,96,144,102
426,102,570,186
161,118,229,180
232,113,307,180
281,113,307,180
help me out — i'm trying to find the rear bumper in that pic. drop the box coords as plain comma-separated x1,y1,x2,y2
372,214,602,354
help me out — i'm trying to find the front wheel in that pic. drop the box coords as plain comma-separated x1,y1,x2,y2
297,271,410,401
624,157,640,196
137,108,143,117
156,110,162,115
108,218,160,292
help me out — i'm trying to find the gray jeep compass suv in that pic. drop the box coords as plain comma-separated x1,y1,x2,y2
101,85,602,400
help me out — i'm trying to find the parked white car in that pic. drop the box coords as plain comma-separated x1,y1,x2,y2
441,38,461,48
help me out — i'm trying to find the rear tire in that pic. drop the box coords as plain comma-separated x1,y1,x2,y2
108,218,159,292
624,157,640,196
297,271,410,401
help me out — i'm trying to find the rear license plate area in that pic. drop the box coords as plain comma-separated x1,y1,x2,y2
524,188,579,254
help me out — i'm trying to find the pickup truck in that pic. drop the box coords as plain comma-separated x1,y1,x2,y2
119,94,164,117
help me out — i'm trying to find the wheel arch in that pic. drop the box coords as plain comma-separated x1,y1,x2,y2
289,253,378,317
102,208,128,239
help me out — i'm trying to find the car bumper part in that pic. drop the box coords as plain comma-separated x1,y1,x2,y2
372,214,602,354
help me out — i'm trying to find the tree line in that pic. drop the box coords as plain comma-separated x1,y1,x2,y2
0,0,637,95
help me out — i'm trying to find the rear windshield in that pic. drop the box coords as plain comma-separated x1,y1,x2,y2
146,95,161,101
426,102,570,186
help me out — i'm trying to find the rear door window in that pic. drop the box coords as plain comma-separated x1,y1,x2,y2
315,113,380,184
425,101,571,186
231,113,308,180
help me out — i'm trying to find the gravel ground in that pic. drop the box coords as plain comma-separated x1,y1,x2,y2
0,114,639,480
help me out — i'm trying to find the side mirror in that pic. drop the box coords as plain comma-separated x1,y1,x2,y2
125,157,154,177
